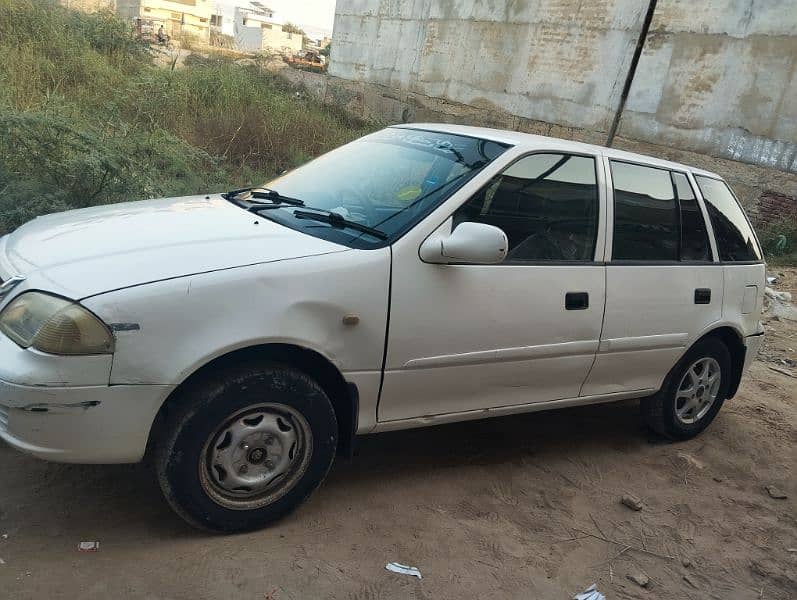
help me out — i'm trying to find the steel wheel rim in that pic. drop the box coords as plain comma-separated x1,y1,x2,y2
199,403,313,510
675,357,721,425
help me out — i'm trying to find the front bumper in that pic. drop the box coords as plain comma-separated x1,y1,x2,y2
0,378,172,463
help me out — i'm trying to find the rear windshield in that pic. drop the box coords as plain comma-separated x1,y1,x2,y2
695,176,761,262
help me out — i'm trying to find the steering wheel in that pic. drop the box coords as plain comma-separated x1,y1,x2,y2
337,184,377,225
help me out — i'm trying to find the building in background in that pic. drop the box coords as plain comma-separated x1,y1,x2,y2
210,12,223,33
117,0,213,41
233,2,302,54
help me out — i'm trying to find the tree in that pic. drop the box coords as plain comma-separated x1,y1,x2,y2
282,22,305,36
319,42,331,57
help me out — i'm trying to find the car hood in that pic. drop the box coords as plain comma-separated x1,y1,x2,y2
0,195,349,299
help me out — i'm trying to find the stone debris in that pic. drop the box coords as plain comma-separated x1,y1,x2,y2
627,573,650,588
683,575,699,589
765,485,787,500
621,494,644,511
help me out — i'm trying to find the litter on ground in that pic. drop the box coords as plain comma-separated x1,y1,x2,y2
77,541,100,552
385,562,422,579
573,583,605,600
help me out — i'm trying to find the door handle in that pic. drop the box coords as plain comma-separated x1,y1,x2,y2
565,292,589,310
694,288,711,304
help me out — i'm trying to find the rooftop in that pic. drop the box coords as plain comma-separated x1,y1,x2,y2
395,123,721,179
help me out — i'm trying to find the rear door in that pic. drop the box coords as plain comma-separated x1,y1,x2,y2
581,159,723,396
693,175,765,337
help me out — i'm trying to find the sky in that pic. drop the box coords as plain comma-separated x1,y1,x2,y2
214,0,337,38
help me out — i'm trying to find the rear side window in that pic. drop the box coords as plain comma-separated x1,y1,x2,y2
672,172,711,261
611,161,679,261
454,153,599,262
695,176,761,262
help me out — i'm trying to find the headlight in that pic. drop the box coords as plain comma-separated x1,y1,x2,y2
0,292,114,355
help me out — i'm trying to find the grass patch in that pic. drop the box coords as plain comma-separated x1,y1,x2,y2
0,0,373,234
757,216,797,266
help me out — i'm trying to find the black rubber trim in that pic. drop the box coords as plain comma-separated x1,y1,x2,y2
338,383,359,459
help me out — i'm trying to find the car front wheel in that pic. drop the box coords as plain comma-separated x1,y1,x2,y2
154,362,338,533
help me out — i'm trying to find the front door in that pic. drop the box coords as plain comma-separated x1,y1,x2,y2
378,151,608,422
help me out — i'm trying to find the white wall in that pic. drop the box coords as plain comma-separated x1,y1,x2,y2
330,0,797,172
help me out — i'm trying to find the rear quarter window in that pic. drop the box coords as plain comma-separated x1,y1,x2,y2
695,176,761,262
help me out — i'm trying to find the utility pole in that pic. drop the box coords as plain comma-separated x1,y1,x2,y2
606,0,658,147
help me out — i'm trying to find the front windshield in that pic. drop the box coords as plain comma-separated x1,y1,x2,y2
259,128,509,248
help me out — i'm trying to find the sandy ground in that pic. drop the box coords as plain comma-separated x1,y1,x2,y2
1,275,795,600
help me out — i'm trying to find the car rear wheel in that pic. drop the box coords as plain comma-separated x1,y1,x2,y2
154,362,338,533
641,337,732,440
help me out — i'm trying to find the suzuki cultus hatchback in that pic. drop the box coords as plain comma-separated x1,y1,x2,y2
0,125,764,531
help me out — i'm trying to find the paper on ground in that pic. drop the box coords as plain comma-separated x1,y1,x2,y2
385,562,422,579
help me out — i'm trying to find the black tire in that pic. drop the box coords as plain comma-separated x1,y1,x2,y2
154,362,338,533
641,337,732,440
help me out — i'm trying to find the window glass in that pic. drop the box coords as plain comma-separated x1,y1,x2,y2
611,161,679,261
673,172,711,261
695,176,761,261
261,128,508,248
453,153,599,261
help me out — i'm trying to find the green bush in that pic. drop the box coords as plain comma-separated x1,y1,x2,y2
757,216,797,265
0,0,372,235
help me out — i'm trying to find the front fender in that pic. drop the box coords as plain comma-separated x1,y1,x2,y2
83,249,390,387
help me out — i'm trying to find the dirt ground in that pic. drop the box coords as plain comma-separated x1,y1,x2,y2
1,274,795,600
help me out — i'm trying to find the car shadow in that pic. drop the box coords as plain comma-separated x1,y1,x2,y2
0,399,652,540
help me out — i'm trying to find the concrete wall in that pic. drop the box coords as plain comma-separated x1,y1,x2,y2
272,61,797,215
329,0,797,174
262,25,303,53
233,8,264,52
622,0,797,172
331,0,646,133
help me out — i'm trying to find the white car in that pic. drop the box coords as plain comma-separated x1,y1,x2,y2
0,124,765,532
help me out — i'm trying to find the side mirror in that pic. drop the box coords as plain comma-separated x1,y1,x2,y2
420,222,508,264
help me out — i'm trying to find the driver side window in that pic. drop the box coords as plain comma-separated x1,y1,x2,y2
453,153,599,262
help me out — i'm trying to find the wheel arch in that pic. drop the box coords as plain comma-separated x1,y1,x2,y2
688,325,746,399
146,343,358,460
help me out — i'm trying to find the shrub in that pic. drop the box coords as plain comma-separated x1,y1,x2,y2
0,106,223,233
0,0,373,235
758,216,797,265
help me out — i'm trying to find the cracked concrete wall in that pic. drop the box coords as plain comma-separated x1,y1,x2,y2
330,0,647,132
329,0,797,173
621,0,797,172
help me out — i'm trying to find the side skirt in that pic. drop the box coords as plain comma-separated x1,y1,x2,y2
366,388,657,434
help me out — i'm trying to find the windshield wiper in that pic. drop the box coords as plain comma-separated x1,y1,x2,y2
223,187,305,207
293,209,388,240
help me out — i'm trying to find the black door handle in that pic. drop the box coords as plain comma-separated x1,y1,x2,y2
694,288,711,304
565,292,589,310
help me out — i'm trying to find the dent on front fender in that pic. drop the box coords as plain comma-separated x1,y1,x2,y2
83,250,391,387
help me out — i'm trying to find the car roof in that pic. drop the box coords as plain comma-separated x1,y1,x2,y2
393,123,721,179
